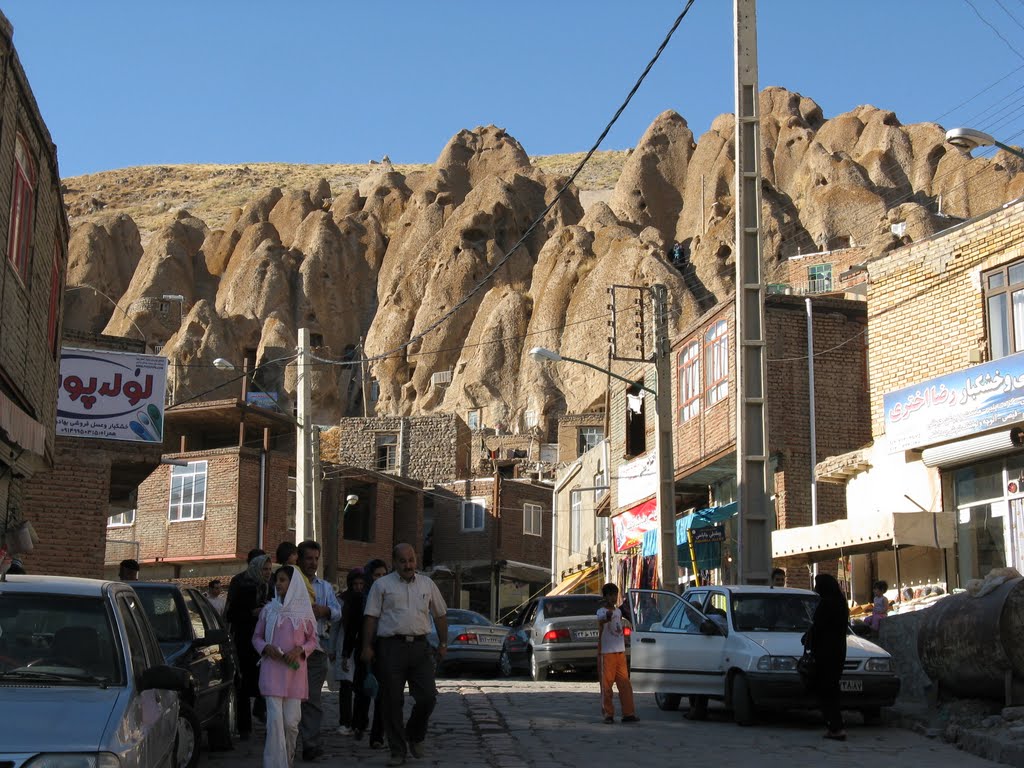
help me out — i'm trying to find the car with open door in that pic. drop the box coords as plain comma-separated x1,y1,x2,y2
628,586,899,725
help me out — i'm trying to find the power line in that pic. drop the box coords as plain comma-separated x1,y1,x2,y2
963,0,1024,60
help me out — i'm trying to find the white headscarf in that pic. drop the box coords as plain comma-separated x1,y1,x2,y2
263,565,315,648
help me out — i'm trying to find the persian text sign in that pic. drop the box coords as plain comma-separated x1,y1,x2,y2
612,498,658,553
57,348,168,443
883,351,1024,453
617,451,657,509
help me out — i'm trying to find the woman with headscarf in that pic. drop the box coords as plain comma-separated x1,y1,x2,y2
254,565,318,768
227,553,273,738
803,573,850,740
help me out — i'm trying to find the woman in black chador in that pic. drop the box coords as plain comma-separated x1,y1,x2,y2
803,573,849,740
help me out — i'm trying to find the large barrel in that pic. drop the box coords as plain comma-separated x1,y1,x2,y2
918,576,1024,699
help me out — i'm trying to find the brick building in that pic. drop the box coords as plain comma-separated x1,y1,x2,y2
0,10,70,551
430,475,552,622
607,293,870,591
778,198,1024,602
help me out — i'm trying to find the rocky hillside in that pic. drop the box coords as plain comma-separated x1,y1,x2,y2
61,87,1024,430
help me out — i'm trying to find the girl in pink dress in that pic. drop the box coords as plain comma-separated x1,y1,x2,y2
253,564,318,768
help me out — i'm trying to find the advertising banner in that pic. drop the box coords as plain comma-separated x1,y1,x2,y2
883,350,1024,453
617,451,657,509
57,348,168,443
612,498,658,553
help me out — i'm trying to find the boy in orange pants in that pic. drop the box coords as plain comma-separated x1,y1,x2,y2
597,582,637,724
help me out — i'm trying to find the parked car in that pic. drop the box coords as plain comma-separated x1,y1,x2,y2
426,609,509,676
628,586,900,725
500,594,615,681
0,574,189,767
132,581,237,768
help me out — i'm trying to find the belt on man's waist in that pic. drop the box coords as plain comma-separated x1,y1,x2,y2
380,634,427,643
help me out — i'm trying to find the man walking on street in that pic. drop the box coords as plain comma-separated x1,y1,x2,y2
297,540,341,762
362,543,447,767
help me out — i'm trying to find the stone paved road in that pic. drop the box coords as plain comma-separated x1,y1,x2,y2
203,677,1001,768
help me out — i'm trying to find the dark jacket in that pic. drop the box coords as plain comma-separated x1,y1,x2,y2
804,576,849,683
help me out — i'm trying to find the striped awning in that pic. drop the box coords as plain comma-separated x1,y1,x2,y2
0,390,46,456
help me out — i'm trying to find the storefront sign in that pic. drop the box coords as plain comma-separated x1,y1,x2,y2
689,525,726,544
612,498,658,553
883,350,1024,452
617,451,657,509
57,348,168,442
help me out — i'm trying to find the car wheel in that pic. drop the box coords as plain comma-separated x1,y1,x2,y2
207,687,236,751
499,650,513,678
731,674,754,726
175,703,202,768
529,651,548,682
860,706,882,725
654,693,681,711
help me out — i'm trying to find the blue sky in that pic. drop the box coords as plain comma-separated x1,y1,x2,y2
4,1,1024,178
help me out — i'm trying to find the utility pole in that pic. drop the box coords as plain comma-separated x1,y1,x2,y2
734,0,773,584
296,328,313,547
651,284,678,591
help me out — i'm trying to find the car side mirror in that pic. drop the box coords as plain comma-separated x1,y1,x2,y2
195,628,228,647
140,664,191,692
699,619,720,636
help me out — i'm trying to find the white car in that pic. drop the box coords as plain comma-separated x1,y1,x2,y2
627,586,900,725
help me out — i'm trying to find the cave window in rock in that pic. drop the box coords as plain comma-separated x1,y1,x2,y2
7,133,36,284
984,259,1024,359
467,409,481,430
678,341,701,423
625,385,647,457
310,333,324,347
375,433,399,472
705,321,729,407
807,263,833,294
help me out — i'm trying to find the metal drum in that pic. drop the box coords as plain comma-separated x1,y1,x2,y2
918,576,1024,699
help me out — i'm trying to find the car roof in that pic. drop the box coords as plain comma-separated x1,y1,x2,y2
0,574,122,597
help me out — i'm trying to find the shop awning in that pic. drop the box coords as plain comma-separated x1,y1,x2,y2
676,502,738,570
549,564,600,596
772,511,955,561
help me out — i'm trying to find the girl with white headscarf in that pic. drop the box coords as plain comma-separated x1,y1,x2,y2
253,564,317,768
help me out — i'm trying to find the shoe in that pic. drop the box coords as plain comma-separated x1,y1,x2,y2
603,716,614,724
824,730,847,741
370,739,385,750
409,741,425,758
337,725,353,736
387,755,406,767
621,715,640,723
352,729,364,741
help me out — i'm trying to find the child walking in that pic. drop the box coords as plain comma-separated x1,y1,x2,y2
253,564,318,768
597,582,637,724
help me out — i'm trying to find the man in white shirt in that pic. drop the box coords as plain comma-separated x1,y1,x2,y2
362,543,448,767
205,579,226,615
597,582,637,724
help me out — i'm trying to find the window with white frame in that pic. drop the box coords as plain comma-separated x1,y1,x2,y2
524,502,543,536
984,258,1024,359
107,509,136,527
461,498,486,531
467,408,481,430
168,461,207,522
577,426,604,456
807,263,833,293
678,341,700,422
594,468,607,504
570,493,582,554
705,321,729,406
375,433,399,471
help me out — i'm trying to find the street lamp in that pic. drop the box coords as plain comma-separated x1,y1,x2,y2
528,346,677,591
945,127,1024,162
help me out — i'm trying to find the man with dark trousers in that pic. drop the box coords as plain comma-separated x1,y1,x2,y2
361,543,447,767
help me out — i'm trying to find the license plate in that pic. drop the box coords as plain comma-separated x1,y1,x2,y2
574,629,599,640
479,635,503,645
840,679,863,692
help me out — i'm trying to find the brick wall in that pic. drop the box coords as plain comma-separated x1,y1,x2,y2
783,246,870,294
556,412,606,464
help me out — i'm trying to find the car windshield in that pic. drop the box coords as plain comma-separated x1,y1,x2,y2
541,596,605,618
448,610,493,627
0,594,124,686
135,588,189,643
731,594,818,633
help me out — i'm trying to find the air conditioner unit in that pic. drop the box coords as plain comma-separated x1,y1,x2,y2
430,370,453,387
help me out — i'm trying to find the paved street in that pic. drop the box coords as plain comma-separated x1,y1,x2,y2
204,677,1001,768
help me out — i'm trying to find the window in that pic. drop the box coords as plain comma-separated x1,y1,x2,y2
807,263,833,293
7,133,36,283
467,409,481,430
168,460,207,521
705,321,729,406
578,426,604,456
625,385,647,456
594,468,607,503
343,498,373,543
677,341,701,423
984,259,1024,359
47,241,63,356
375,433,399,471
570,493,581,554
461,498,486,531
524,502,543,536
107,508,136,527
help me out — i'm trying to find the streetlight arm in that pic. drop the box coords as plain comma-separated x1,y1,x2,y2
557,354,657,396
994,140,1024,163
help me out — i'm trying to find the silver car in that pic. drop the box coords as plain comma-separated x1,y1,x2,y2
501,594,612,681
0,575,189,768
